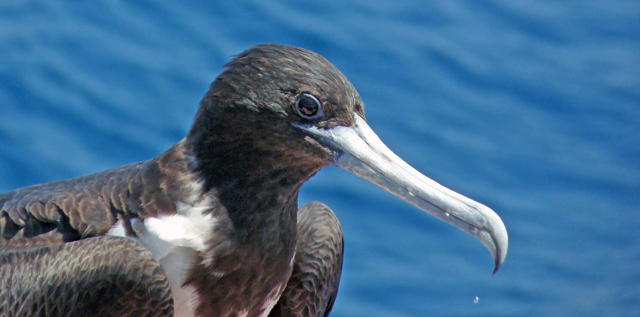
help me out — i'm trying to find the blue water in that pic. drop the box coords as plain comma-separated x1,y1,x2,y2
1,1,639,315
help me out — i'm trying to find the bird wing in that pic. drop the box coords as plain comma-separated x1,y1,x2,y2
0,162,148,242
0,143,195,316
270,201,344,317
0,157,183,243
0,236,173,317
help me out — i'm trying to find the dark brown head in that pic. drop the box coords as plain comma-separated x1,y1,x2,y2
187,44,364,192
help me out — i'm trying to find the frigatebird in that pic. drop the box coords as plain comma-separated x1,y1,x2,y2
0,44,507,317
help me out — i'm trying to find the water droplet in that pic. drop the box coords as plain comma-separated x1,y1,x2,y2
473,296,479,304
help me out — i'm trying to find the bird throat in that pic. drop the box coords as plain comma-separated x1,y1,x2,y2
180,136,322,316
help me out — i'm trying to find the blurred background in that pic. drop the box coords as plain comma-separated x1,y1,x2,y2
1,1,638,315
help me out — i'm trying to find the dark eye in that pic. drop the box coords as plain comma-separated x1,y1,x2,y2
295,93,323,119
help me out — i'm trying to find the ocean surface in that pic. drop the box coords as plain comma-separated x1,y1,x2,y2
1,1,638,316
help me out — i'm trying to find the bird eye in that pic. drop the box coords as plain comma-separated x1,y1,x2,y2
295,93,323,119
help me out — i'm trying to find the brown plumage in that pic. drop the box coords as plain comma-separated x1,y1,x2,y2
0,236,173,317
270,202,344,317
0,140,195,242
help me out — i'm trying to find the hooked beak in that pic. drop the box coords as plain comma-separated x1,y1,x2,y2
293,113,508,274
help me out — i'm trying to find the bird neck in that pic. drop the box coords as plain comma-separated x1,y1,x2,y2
185,135,320,241
136,139,306,316
184,104,326,240
175,117,326,316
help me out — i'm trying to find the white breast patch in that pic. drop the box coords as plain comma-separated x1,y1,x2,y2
108,206,216,317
